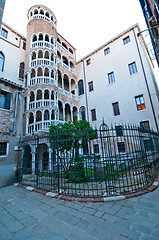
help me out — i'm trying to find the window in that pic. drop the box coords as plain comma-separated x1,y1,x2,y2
140,120,150,130
104,47,110,55
23,41,26,50
135,95,146,111
112,102,120,116
79,106,86,120
108,72,115,84
123,36,130,45
115,125,123,136
19,62,25,79
0,52,5,72
93,144,99,154
128,62,137,75
0,90,12,110
91,109,96,121
1,28,8,39
0,142,8,156
117,142,126,153
88,81,93,92
86,59,91,66
78,80,84,96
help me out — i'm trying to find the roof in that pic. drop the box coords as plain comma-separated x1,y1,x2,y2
0,77,25,90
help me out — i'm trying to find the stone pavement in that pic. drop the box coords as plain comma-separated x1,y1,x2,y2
0,185,159,240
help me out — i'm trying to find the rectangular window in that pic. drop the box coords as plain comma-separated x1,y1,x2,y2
88,81,93,92
108,72,115,84
140,120,150,130
128,62,137,75
86,59,91,66
1,28,8,39
0,90,12,110
91,109,96,121
117,142,126,153
123,36,130,45
23,41,26,50
112,102,120,116
93,144,99,154
115,125,123,137
135,95,146,111
104,47,110,55
0,142,7,156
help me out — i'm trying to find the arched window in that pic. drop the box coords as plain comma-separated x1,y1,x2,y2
65,103,71,122
64,74,69,91
51,110,55,120
57,38,61,44
70,61,74,69
36,111,42,122
79,106,86,120
58,101,63,121
44,68,49,77
51,37,54,44
0,52,5,72
51,90,54,100
36,90,42,100
78,80,84,96
32,35,37,42
51,53,54,61
71,79,75,95
69,48,73,54
62,42,68,50
29,112,34,124
34,9,38,15
73,106,78,123
58,70,62,88
46,12,50,18
51,70,54,79
40,10,44,15
57,51,61,60
44,51,49,59
19,62,25,79
37,67,42,76
31,69,35,78
44,89,49,99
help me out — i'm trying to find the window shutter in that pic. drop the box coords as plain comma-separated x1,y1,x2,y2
5,92,11,110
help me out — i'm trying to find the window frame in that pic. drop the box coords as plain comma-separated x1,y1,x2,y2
135,95,146,111
86,59,91,66
78,80,84,96
0,90,12,110
123,36,130,45
108,72,115,84
112,102,120,116
91,109,97,121
88,81,94,92
0,52,5,72
104,47,110,55
0,142,9,157
139,120,150,130
1,28,8,39
128,62,137,75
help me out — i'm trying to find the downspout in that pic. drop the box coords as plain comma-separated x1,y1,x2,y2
13,90,24,136
133,28,158,132
82,60,89,122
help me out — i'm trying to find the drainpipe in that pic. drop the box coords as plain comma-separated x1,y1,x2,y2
82,60,89,122
13,90,24,136
133,28,158,132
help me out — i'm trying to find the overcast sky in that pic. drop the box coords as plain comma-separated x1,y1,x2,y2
2,0,148,60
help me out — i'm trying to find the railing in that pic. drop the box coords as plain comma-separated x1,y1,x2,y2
29,100,55,110
29,77,57,86
31,41,56,52
31,59,55,68
19,123,159,198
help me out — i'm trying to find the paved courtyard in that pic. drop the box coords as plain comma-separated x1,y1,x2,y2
0,185,159,240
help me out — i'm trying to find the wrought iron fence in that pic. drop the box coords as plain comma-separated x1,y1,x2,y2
18,123,159,198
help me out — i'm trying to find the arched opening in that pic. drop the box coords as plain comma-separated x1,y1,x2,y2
30,91,35,102
38,50,43,58
51,110,55,120
51,90,54,100
36,90,42,100
43,151,49,171
31,69,35,78
58,70,62,88
62,56,69,66
62,42,68,50
70,61,74,69
34,9,38,15
29,112,34,124
39,34,43,41
71,79,76,95
37,67,43,76
44,68,49,77
44,110,50,120
51,16,53,22
58,101,63,121
31,52,36,60
45,12,50,18
57,51,61,60
45,34,49,42
51,37,54,44
32,35,37,42
36,111,42,122
69,48,73,54
73,106,78,123
57,38,61,44
64,74,69,92
44,51,49,59
51,70,54,79
78,80,84,96
44,89,49,99
51,53,54,61
65,103,71,122
40,9,44,15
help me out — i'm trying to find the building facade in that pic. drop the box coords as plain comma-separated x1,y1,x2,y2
139,0,159,66
0,4,159,184
0,0,5,28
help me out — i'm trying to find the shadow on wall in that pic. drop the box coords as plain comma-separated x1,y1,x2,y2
0,164,17,187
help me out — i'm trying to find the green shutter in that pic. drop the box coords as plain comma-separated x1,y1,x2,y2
5,92,11,110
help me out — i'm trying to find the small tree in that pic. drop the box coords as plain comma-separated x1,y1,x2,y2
48,120,97,182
